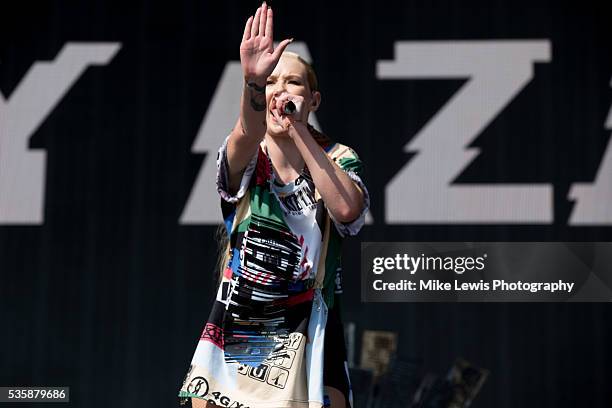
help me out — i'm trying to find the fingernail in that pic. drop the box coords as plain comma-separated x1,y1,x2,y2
289,38,295,42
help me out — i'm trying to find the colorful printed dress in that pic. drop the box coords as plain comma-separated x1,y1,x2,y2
179,126,369,408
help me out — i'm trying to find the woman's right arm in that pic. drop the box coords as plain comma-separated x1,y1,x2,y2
225,2,292,195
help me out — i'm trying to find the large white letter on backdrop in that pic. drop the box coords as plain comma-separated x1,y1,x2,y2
378,41,553,224
0,43,121,224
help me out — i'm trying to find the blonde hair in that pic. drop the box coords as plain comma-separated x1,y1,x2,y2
280,51,319,92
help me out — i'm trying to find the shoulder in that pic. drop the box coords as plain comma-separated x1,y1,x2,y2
304,125,364,171
326,142,364,174
326,142,360,159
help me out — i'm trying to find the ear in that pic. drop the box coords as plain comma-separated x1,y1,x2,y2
310,91,321,112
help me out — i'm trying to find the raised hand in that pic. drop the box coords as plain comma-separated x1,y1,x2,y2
240,2,293,84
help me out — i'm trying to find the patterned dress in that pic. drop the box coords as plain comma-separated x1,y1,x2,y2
179,126,369,408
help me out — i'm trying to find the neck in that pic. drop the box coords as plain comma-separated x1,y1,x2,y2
264,133,304,173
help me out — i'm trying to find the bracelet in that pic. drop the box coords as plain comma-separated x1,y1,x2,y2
245,78,266,93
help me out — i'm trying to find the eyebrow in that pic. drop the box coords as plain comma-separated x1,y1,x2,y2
267,74,303,80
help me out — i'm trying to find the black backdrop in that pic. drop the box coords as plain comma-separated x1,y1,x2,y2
1,0,612,407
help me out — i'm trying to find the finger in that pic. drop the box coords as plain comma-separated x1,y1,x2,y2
243,16,253,41
271,38,294,61
251,6,261,37
264,7,273,38
272,108,283,123
259,3,267,38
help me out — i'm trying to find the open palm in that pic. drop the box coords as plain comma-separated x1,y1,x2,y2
240,3,292,82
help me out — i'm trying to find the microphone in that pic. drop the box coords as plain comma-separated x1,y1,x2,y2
280,101,302,115
281,100,297,115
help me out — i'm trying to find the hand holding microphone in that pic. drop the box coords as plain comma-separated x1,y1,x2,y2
271,92,305,131
281,100,297,115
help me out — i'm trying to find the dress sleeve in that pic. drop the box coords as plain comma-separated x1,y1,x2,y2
328,145,370,237
216,135,258,203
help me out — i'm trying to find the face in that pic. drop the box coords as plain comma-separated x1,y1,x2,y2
265,55,321,136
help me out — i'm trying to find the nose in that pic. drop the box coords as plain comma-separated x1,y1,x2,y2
271,82,287,98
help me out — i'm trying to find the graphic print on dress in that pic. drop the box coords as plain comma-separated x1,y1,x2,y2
234,318,309,391
274,172,318,216
223,212,312,367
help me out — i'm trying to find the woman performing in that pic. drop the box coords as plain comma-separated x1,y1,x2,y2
178,2,369,407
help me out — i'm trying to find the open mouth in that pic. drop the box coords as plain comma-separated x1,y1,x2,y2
268,109,280,125
269,102,282,124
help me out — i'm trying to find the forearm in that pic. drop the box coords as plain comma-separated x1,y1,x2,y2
226,79,267,193
238,77,267,139
288,123,364,222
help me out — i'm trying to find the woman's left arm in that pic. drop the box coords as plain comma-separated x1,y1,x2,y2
288,122,364,223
